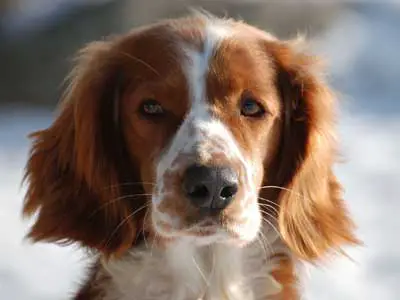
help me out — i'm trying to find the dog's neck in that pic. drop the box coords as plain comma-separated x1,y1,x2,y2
76,232,297,300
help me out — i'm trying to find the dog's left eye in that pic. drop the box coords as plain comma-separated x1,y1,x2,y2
139,99,165,117
240,97,265,118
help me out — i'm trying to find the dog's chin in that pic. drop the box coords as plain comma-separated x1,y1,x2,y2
153,215,261,248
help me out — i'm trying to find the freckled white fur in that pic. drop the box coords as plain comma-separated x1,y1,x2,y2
155,18,232,178
153,15,261,239
101,227,285,300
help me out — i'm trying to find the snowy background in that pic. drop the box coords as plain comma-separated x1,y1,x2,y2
1,2,399,300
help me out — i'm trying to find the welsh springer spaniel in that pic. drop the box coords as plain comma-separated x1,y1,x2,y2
22,12,360,300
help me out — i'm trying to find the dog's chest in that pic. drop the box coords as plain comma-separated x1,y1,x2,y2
100,241,283,300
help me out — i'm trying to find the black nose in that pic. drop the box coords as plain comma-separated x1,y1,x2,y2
182,164,239,212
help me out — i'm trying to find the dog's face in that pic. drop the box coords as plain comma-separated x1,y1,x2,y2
122,20,281,246
23,14,359,260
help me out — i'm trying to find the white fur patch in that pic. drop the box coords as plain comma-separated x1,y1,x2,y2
155,18,232,177
101,227,284,300
152,15,261,245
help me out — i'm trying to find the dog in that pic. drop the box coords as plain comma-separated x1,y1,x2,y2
22,12,359,300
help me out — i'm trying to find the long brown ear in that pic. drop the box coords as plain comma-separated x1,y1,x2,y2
23,41,144,256
266,38,360,262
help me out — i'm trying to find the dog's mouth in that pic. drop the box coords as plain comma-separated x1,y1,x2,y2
151,199,262,247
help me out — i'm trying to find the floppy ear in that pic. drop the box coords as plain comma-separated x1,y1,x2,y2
23,41,145,256
266,39,360,262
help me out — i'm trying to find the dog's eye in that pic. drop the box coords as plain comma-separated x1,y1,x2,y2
139,99,165,116
240,97,265,118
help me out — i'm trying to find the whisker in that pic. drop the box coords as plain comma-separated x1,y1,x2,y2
104,204,149,247
257,196,280,208
261,220,281,240
101,182,156,191
256,235,268,261
118,51,160,76
259,204,279,216
194,246,215,299
258,201,279,216
141,209,150,249
150,231,158,257
89,194,152,219
259,208,279,223
259,185,304,199
210,246,216,284
192,255,208,284
259,209,281,239
258,231,272,262
203,247,217,298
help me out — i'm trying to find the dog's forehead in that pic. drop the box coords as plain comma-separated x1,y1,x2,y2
125,15,272,83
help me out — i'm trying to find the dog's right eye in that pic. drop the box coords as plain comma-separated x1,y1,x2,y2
139,99,165,117
240,97,266,118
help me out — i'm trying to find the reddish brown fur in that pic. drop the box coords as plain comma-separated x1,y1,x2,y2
264,40,360,261
270,253,299,300
22,14,360,299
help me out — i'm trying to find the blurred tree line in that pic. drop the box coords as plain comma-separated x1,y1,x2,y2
0,0,344,107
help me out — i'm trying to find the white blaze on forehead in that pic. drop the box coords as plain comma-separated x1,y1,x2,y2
156,18,233,177
187,18,231,109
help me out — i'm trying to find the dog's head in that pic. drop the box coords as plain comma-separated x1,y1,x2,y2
23,13,359,261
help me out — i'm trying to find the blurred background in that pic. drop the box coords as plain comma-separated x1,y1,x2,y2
0,0,399,299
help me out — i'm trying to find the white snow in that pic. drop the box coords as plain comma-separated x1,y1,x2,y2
0,110,86,300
